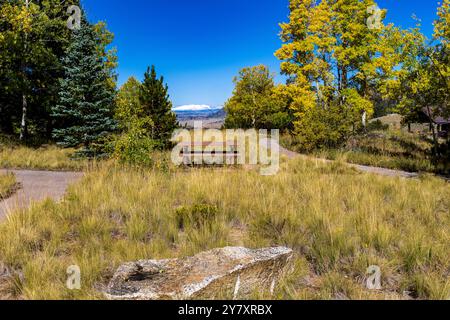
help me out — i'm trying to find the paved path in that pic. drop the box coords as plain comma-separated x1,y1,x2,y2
349,163,419,178
261,138,421,179
0,169,83,220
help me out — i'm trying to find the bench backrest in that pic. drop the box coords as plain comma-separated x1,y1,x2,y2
178,141,240,165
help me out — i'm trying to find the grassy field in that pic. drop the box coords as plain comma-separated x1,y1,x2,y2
0,157,448,300
0,173,18,201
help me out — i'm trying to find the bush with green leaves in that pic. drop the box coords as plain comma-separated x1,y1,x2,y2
291,103,354,152
112,126,159,166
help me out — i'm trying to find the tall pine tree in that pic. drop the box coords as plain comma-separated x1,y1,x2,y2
52,17,116,157
139,66,177,147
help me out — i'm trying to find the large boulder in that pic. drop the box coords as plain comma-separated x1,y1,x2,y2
104,246,293,300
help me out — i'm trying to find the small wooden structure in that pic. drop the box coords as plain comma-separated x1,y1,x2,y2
421,107,450,138
179,141,240,166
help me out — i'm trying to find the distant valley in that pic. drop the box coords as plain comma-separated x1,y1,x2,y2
173,105,226,129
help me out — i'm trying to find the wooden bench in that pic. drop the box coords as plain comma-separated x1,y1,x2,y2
179,141,240,166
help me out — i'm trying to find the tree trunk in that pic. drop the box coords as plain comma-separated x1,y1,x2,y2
337,66,341,93
20,0,30,142
20,94,28,141
426,106,439,157
342,67,348,90
362,111,367,129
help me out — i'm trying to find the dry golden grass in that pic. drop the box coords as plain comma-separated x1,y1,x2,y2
0,173,17,200
0,144,89,171
0,157,448,300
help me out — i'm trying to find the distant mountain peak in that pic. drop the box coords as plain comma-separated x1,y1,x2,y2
173,105,222,111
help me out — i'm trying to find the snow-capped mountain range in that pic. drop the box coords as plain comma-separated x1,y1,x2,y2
172,104,222,112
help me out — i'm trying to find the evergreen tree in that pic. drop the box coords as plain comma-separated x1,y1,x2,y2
52,18,117,157
139,66,177,147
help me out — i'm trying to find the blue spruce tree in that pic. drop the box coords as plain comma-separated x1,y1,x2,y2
52,18,116,157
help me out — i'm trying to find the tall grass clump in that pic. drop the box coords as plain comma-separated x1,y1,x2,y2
0,173,18,200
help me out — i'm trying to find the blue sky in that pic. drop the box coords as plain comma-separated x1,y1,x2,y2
82,0,440,107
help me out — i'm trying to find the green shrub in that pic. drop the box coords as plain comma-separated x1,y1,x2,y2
291,104,353,152
112,128,159,167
